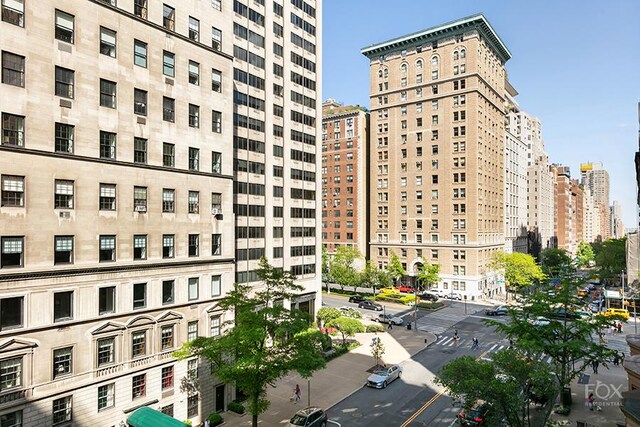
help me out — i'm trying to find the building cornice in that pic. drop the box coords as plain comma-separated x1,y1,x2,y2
361,13,511,64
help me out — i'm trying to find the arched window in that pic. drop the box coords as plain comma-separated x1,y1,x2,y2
416,59,423,70
378,69,383,78
431,56,439,69
400,63,408,74
460,48,466,59
453,51,459,60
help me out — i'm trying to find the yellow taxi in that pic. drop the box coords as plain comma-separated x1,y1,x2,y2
597,308,630,320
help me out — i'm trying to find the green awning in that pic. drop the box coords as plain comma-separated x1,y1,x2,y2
126,407,189,427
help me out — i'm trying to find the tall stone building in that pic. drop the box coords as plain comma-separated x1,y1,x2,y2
361,14,511,300
0,0,236,424
321,100,369,258
610,200,625,239
581,162,611,240
553,165,583,254
232,0,322,315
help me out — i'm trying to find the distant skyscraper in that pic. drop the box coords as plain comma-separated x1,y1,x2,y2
610,200,625,238
553,165,583,254
581,162,610,239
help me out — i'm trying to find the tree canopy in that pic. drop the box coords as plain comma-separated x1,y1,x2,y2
416,261,441,290
387,251,406,284
327,317,365,347
593,238,627,279
539,248,572,277
575,241,595,268
360,260,392,293
174,258,325,427
329,246,362,289
491,251,545,292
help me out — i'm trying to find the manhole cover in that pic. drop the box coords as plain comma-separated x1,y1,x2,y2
351,412,363,418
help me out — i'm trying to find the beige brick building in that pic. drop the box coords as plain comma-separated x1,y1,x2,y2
361,14,510,300
0,0,236,425
321,100,369,258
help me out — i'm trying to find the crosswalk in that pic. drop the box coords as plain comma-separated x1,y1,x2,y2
431,336,555,363
416,311,467,335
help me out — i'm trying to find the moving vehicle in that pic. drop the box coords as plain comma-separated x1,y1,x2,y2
396,284,416,294
287,407,328,427
458,402,493,427
530,316,550,327
348,295,367,304
358,300,383,311
366,364,402,388
549,308,579,320
485,306,508,316
597,308,630,320
376,313,404,325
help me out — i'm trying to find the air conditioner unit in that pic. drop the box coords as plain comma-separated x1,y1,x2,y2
135,206,147,213
59,211,71,219
211,208,221,215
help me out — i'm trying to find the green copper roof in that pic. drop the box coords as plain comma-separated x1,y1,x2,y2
361,13,511,64
127,407,189,427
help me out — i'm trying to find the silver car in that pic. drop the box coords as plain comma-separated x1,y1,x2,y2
376,313,403,325
366,364,403,388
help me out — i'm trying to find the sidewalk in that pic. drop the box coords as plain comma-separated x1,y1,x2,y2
222,324,437,426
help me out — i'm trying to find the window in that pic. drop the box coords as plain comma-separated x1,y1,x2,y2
212,151,222,174
188,147,200,171
210,316,220,337
55,66,74,98
132,374,146,399
211,192,221,212
133,137,147,164
163,97,175,122
97,383,115,411
131,330,146,358
1,51,25,87
54,180,74,209
52,396,72,425
134,0,147,18
99,286,115,314
212,110,222,133
186,104,200,129
162,366,174,389
55,10,74,43
2,113,24,147
186,277,199,301
0,357,21,391
99,131,116,159
211,27,222,51
162,235,175,258
188,234,199,257
99,235,115,262
189,61,200,85
188,394,199,418
53,347,72,379
99,27,116,57
162,280,174,305
212,234,221,255
99,184,116,211
0,410,22,427
162,142,175,167
188,191,199,213
54,123,74,153
211,69,222,92
1,0,24,26
133,186,147,211
163,51,174,77
187,321,198,341
161,325,174,349
211,275,221,297
189,16,200,41
54,236,73,264
97,337,114,366
133,282,146,309
0,296,22,330
162,4,175,30
133,40,147,68
1,175,24,207
134,89,147,115
53,291,73,322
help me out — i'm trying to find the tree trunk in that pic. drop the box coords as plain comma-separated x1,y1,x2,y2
252,413,258,427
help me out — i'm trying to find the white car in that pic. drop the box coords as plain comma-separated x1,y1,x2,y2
446,292,463,300
530,316,550,327
366,365,403,388
376,313,403,325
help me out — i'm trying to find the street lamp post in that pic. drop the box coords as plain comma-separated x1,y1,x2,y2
414,286,418,332
307,379,310,408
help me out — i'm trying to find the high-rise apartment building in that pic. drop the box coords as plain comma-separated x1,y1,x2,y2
553,165,583,254
361,14,510,300
0,0,236,424
581,162,610,240
610,200,625,239
321,100,369,258
231,0,322,315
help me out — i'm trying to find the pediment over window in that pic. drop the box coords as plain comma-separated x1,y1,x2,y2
0,338,38,354
91,321,126,336
205,302,224,314
156,311,183,323
126,315,156,328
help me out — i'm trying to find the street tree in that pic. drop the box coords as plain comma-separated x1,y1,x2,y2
491,251,545,294
416,261,441,291
387,250,406,285
360,260,392,295
540,248,572,278
321,244,331,285
370,337,386,369
329,246,362,291
174,258,326,427
576,241,595,269
594,237,627,281
326,316,365,347
316,307,341,327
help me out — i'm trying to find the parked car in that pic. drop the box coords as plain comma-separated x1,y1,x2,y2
445,292,463,300
348,295,367,304
359,300,383,311
549,308,579,320
338,306,361,318
486,306,508,316
376,313,403,325
366,364,402,388
597,308,630,320
458,402,493,427
396,284,416,294
419,292,439,302
287,407,328,427
379,287,401,296
529,316,550,327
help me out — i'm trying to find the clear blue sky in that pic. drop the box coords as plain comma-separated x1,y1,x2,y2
323,0,640,228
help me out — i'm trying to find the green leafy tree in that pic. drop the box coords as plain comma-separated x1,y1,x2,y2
329,246,362,291
174,258,326,427
594,238,627,280
576,241,595,268
370,337,386,369
321,245,331,284
360,260,392,294
436,349,556,427
540,248,572,277
491,251,545,294
326,317,365,347
316,307,341,327
417,261,441,291
387,251,406,285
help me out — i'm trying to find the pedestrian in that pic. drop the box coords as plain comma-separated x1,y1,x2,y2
617,322,623,333
294,384,301,404
387,320,393,330
592,359,599,374
471,337,478,350
587,393,594,410
613,354,620,366
204,420,210,427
